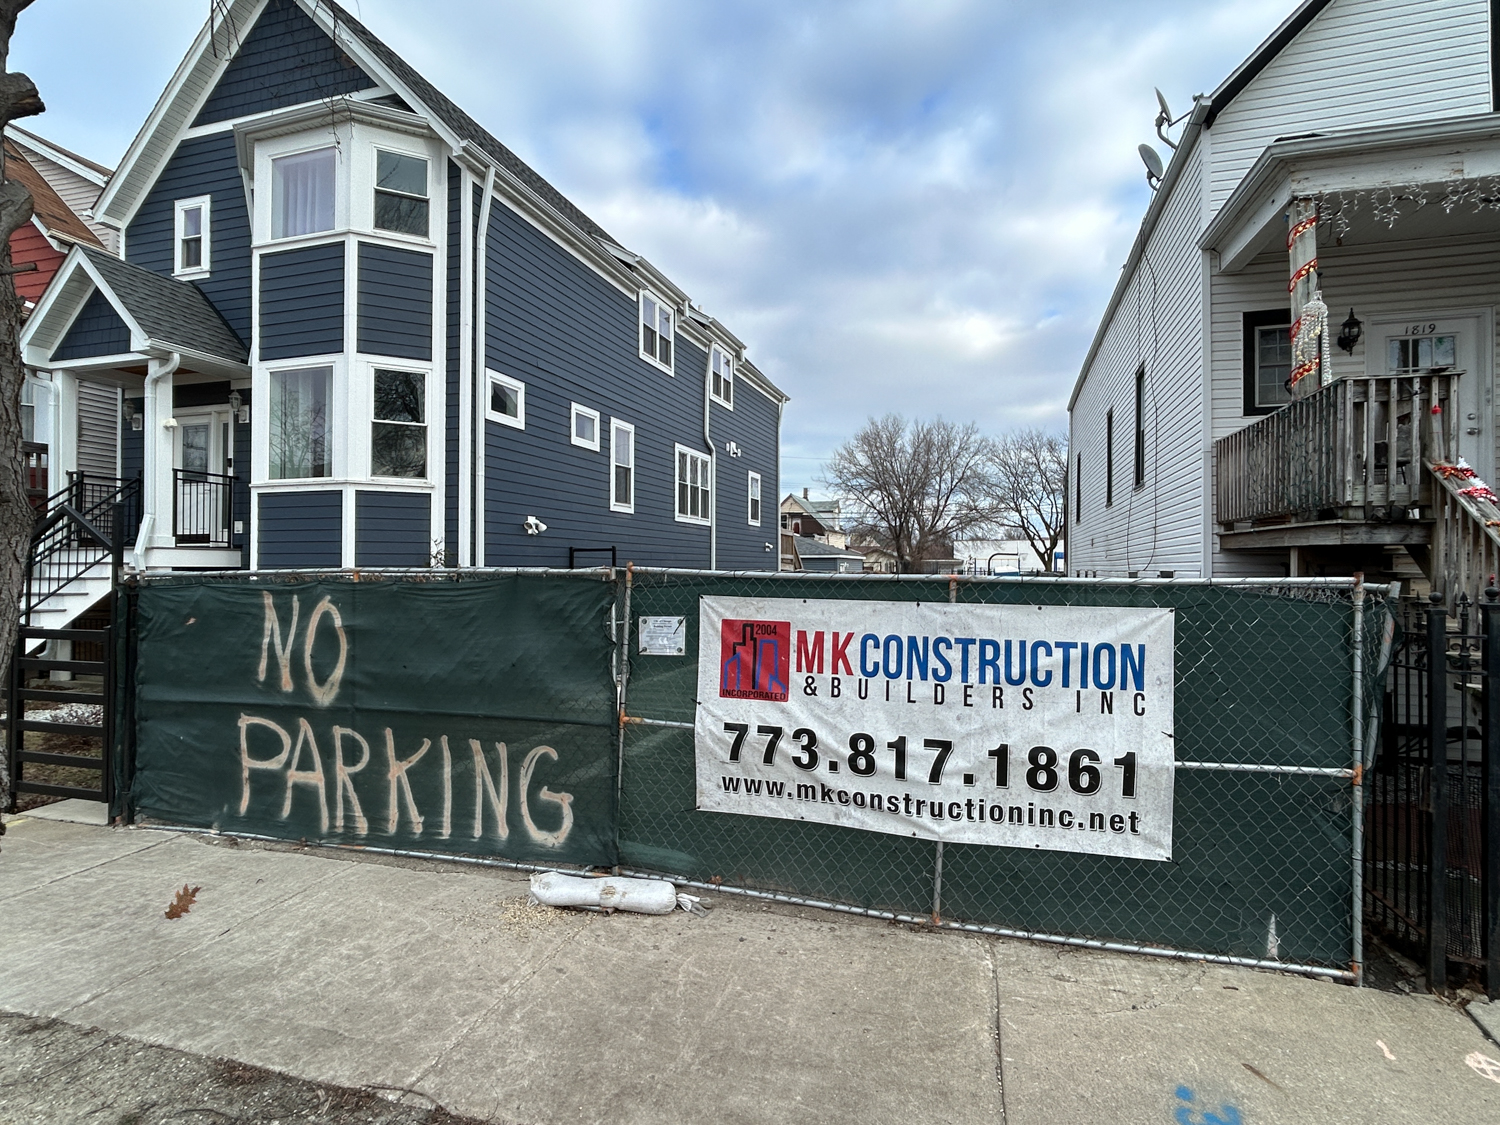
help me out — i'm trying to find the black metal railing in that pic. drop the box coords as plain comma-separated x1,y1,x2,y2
26,474,140,619
1367,593,1500,995
172,469,233,548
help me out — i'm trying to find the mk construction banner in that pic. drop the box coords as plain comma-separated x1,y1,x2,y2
694,596,1176,861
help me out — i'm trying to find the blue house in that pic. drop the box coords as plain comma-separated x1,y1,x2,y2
21,0,784,603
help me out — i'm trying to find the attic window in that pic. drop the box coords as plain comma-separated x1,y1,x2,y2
640,292,673,371
374,150,428,238
272,147,336,239
711,345,733,407
174,196,211,276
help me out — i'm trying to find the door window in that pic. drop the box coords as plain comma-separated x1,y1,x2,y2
181,423,210,477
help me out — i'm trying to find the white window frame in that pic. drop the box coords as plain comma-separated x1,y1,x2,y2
370,366,429,481
371,145,431,242
639,289,674,374
265,362,337,482
674,443,711,525
710,345,734,408
485,370,525,430
610,418,635,513
747,470,761,526
570,403,601,451
268,144,339,242
174,195,211,277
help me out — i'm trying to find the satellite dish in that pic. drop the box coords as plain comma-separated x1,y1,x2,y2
1155,88,1173,123
1139,144,1165,185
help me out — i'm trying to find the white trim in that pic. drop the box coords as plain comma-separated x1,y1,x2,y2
609,418,635,513
485,369,525,429
710,344,733,409
747,470,762,526
673,443,711,525
570,402,601,451
638,288,674,374
173,194,212,277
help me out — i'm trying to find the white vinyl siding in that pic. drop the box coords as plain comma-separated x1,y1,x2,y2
1206,0,1491,215
1069,143,1207,578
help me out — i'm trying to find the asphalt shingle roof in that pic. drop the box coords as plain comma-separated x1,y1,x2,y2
793,536,864,560
81,246,248,364
327,2,615,246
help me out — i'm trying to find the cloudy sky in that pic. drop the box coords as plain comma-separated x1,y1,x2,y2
14,0,1298,495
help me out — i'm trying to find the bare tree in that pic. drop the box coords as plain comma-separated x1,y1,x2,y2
0,0,42,819
822,415,998,573
987,428,1067,573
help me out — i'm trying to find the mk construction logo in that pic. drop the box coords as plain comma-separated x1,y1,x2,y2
719,618,790,701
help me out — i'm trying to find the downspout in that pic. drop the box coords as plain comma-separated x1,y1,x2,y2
133,351,181,571
703,338,716,570
471,166,495,566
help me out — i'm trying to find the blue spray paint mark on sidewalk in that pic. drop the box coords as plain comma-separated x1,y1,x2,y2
1175,1085,1243,1125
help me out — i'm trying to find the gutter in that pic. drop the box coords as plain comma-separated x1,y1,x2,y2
1068,96,1209,413
133,350,181,571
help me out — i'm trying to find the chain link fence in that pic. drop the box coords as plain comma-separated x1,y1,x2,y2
616,570,1392,982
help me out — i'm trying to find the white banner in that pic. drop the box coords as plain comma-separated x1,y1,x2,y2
693,596,1176,861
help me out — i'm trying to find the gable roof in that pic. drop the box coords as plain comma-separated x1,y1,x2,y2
6,142,101,249
77,246,247,363
1203,0,1335,127
322,1,614,245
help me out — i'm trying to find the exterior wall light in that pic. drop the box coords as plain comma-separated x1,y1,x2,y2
1337,308,1363,353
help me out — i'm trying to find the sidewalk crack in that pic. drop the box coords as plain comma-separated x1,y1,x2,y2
978,937,1008,1124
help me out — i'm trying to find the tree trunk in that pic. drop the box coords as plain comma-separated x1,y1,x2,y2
0,0,44,821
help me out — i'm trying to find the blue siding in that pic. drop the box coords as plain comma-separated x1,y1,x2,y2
710,382,781,570
357,242,433,360
193,0,375,126
481,201,731,569
355,490,431,567
258,491,342,568
259,242,345,360
125,132,251,344
53,289,131,360
444,162,461,559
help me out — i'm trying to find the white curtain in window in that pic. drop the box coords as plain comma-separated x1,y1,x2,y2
273,148,336,238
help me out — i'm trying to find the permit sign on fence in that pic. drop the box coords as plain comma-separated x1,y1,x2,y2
694,595,1176,860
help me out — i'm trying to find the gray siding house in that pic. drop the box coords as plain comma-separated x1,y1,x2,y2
22,0,784,596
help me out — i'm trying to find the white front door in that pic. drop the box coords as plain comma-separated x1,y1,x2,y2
1366,313,1492,479
173,409,231,544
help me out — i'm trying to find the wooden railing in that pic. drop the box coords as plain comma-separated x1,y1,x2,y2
1428,461,1500,609
1215,373,1459,526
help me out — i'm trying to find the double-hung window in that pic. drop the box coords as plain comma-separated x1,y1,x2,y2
676,445,711,524
1242,310,1293,414
272,147,336,239
486,371,525,429
640,292,673,370
374,150,429,238
372,369,426,478
748,471,761,525
269,365,333,479
711,345,733,407
610,420,635,512
174,196,210,275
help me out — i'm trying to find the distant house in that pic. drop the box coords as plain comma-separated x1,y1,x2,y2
780,489,847,548
1068,0,1500,600
952,537,1061,575
21,0,785,628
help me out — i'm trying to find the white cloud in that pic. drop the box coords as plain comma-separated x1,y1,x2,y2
11,0,1307,499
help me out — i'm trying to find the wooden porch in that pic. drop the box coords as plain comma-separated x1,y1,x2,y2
1214,372,1459,557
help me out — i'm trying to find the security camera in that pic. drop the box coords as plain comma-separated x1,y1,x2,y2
523,515,547,536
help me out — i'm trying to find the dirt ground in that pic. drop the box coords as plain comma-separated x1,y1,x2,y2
0,1011,488,1125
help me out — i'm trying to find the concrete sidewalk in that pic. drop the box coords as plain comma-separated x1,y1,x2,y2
1,811,1497,1124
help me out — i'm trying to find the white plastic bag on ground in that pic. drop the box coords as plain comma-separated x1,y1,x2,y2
529,872,705,915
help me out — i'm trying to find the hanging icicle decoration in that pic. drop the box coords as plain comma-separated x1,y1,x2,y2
1290,289,1331,390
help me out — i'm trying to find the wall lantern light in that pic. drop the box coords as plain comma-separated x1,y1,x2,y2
1337,308,1363,354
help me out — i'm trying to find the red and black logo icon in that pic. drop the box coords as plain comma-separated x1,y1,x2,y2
719,618,790,701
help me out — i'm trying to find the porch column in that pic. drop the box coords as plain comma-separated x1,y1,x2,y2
51,369,78,479
1288,198,1329,399
135,353,179,567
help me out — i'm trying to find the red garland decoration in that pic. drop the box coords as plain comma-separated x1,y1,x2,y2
1460,484,1499,504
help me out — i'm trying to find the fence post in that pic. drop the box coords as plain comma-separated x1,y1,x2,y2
613,563,634,875
1483,586,1500,1000
1351,573,1366,986
1428,591,1450,992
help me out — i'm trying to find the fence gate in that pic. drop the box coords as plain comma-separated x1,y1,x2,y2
1366,593,1500,995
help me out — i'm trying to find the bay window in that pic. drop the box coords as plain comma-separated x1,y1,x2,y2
372,369,426,478
272,147,336,239
374,150,428,237
269,365,332,479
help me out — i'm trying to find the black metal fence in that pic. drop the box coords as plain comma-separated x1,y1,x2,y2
1366,593,1500,995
